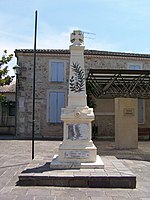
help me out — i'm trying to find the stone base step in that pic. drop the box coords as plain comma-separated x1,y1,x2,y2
18,174,136,188
17,156,136,188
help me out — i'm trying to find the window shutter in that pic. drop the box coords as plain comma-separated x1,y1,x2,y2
138,98,143,124
57,92,65,122
49,92,57,123
128,64,143,124
51,62,64,82
129,65,141,70
49,92,65,123
58,62,64,82
51,62,57,82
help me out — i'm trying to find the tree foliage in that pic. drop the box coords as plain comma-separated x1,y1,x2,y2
0,50,14,101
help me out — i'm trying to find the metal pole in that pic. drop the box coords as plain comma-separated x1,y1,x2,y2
32,10,38,160
15,74,18,136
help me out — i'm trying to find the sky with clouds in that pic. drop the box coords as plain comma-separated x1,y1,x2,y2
1,0,150,75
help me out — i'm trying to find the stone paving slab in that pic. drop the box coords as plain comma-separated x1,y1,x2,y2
18,156,136,188
1,140,150,199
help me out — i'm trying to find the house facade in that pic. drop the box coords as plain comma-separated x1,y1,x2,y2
15,49,150,139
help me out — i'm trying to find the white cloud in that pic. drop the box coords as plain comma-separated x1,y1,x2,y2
0,21,120,76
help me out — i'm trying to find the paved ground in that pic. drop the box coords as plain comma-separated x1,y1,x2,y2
0,139,150,200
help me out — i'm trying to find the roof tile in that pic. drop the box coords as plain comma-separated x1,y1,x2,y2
14,49,150,58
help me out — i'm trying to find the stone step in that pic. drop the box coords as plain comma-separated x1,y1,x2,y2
18,173,136,188
17,156,136,188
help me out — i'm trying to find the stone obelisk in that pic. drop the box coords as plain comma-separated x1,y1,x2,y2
51,30,104,169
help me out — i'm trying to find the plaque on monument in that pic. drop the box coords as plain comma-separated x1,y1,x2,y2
123,108,134,116
67,123,89,140
65,150,90,159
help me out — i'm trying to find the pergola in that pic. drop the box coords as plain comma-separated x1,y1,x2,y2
86,69,150,99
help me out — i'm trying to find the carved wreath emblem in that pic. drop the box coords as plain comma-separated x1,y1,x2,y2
70,62,85,92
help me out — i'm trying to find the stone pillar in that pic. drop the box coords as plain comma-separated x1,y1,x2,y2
115,98,138,149
50,30,104,169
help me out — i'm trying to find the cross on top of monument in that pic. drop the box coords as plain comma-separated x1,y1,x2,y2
70,30,84,46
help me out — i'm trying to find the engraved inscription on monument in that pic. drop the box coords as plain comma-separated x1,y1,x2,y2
67,123,89,140
65,150,90,159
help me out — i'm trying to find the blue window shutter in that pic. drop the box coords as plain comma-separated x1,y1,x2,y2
49,92,65,123
129,65,141,70
51,62,64,82
138,98,143,124
51,62,57,81
50,92,57,123
129,65,143,123
57,92,65,122
58,62,64,82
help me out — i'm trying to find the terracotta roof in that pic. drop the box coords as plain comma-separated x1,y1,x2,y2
0,81,16,93
15,49,150,58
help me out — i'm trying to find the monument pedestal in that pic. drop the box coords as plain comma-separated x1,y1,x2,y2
51,106,104,169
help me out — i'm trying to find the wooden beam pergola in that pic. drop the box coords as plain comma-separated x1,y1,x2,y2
86,69,150,99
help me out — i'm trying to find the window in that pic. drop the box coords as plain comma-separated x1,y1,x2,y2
9,102,16,116
128,64,144,124
50,62,65,82
128,64,142,70
49,92,65,123
1,101,16,117
138,98,143,124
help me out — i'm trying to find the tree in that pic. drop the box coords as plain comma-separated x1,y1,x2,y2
0,50,14,101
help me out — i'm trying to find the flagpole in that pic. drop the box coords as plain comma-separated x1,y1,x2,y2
32,10,38,160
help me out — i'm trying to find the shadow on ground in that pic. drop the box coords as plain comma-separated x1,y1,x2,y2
21,162,51,173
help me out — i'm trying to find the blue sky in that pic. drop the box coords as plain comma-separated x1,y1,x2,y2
1,0,150,75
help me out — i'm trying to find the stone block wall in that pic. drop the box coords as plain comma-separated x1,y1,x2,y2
16,54,69,138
